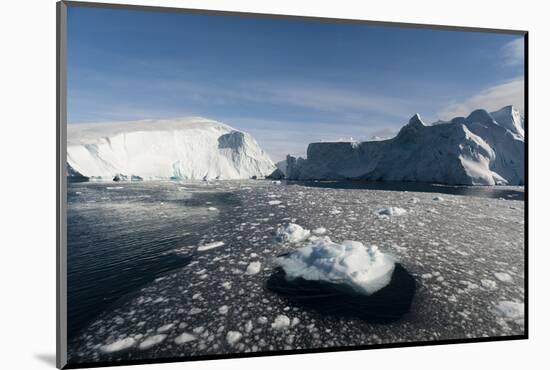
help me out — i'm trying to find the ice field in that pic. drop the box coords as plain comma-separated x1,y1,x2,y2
66,180,525,364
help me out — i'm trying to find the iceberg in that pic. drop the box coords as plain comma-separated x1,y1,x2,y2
67,117,275,180
286,106,524,185
275,238,395,295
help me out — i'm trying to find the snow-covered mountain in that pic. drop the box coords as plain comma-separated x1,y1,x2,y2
67,117,276,180
286,106,524,186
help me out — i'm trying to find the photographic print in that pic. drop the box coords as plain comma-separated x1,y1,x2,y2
58,2,526,368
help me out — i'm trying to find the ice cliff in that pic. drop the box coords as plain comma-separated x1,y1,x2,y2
67,117,276,180
286,106,524,186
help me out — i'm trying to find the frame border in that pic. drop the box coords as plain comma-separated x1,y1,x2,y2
56,1,528,369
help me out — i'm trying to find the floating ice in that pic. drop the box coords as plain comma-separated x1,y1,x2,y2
207,207,218,211
271,315,291,331
157,323,175,333
197,241,225,252
494,272,514,283
218,305,229,314
99,338,136,353
481,279,497,289
138,334,167,350
433,196,445,201
245,261,262,275
493,301,524,320
271,180,282,185
275,238,395,295
375,207,407,217
226,331,243,346
188,307,202,315
268,200,283,205
312,227,327,235
275,223,311,244
174,332,197,345
106,186,124,190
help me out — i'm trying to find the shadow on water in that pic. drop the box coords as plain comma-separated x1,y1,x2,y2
267,264,416,323
288,180,524,200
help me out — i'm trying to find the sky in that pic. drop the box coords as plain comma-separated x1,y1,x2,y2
67,6,525,161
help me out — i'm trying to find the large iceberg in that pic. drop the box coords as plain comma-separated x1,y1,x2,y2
286,106,524,185
67,117,275,180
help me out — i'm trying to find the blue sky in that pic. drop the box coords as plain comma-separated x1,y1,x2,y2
67,6,525,161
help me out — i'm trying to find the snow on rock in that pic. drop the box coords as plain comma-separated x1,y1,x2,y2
271,315,291,331
494,272,514,283
275,223,311,243
99,338,136,353
285,106,524,185
138,334,167,350
197,241,225,252
226,331,243,346
432,196,445,201
245,261,262,275
375,207,407,217
174,332,197,345
275,238,395,295
493,301,524,320
67,117,275,180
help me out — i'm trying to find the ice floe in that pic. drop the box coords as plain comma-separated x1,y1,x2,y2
493,301,524,320
494,272,514,283
312,227,327,235
271,315,291,331
245,261,262,275
275,223,311,243
226,331,243,346
100,338,136,353
138,334,167,350
197,241,225,252
375,207,407,217
275,238,395,295
174,332,197,345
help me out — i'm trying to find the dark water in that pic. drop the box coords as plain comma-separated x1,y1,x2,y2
67,181,241,340
290,180,524,200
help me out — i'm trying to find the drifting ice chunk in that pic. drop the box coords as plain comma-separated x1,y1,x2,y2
174,332,197,345
157,323,175,333
268,200,283,205
275,238,395,295
312,227,327,235
218,305,229,314
375,207,407,217
271,315,291,331
226,331,243,346
138,334,167,350
275,223,311,243
197,241,225,251
493,301,524,320
494,272,514,283
245,261,262,275
100,338,136,353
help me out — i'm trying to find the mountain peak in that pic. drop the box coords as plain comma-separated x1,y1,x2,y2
408,113,425,126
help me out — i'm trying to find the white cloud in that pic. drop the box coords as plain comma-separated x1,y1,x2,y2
436,78,524,121
502,38,524,66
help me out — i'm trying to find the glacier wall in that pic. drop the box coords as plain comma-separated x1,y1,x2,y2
67,117,276,180
287,106,524,186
